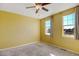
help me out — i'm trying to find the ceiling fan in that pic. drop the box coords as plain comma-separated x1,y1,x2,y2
26,3,50,14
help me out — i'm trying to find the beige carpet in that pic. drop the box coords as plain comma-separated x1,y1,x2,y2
0,43,78,56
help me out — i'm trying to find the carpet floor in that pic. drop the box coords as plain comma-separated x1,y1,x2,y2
0,42,78,56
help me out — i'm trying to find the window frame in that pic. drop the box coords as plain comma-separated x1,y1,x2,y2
62,13,75,38
44,18,52,36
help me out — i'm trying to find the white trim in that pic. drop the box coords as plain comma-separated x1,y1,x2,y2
51,44,79,55
42,42,79,55
0,41,39,51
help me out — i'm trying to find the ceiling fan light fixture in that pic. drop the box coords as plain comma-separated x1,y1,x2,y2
26,3,50,14
35,5,42,9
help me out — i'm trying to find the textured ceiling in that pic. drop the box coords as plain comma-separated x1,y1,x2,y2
0,3,78,19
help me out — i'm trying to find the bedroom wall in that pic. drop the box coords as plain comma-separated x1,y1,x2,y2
0,11,40,49
40,7,79,53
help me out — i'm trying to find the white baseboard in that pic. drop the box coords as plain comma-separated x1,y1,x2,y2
1,41,79,55
41,41,79,55
0,41,39,51
51,44,79,55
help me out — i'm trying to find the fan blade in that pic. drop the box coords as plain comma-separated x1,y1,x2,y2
41,3,50,6
36,9,39,13
26,6,35,8
42,7,48,12
35,3,50,6
35,3,41,5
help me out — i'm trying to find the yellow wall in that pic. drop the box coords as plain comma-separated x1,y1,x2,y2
40,17,51,43
40,8,79,53
0,11,40,49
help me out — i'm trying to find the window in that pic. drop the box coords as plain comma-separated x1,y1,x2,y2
45,20,51,35
63,13,75,36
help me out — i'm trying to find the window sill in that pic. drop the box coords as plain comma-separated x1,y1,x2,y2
45,33,50,35
45,34,51,37
45,35,50,37
62,34,75,39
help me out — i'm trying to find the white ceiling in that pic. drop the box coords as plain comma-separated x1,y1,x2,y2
0,3,78,19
